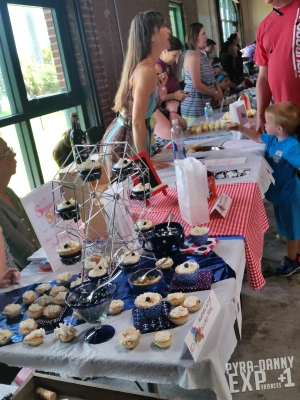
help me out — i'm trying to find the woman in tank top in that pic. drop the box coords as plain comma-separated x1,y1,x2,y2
181,23,223,126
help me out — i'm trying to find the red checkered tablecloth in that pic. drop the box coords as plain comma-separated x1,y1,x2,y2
135,183,268,290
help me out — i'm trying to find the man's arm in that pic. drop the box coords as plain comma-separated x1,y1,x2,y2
256,66,272,132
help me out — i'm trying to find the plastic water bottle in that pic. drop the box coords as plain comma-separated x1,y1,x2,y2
170,119,186,160
204,102,213,123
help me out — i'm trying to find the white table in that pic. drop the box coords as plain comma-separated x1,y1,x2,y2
0,239,245,400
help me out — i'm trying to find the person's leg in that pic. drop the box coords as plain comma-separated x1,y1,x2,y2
286,239,298,261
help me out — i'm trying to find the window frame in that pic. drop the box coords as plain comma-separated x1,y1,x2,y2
216,0,239,44
0,0,86,190
169,1,186,49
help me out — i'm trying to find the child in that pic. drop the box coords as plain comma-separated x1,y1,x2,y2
229,102,300,276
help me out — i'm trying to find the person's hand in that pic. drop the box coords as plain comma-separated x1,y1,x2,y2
152,160,170,170
0,268,20,288
227,122,240,131
172,90,190,102
256,117,265,133
213,91,223,102
165,100,180,113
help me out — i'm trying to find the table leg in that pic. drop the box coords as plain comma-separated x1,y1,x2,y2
147,383,159,393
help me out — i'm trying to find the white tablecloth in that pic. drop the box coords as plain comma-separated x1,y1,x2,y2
0,240,245,400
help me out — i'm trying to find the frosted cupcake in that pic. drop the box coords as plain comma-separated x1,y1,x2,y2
166,292,186,307
134,292,162,319
54,323,77,343
57,241,82,265
175,261,199,285
131,183,151,201
23,328,45,346
155,257,174,270
0,329,13,345
153,331,173,348
109,299,124,315
22,290,37,305
190,226,209,246
112,158,134,176
77,159,102,182
56,272,72,285
118,327,141,349
19,319,38,335
3,304,22,319
183,296,201,313
55,198,79,221
135,219,154,239
120,251,140,270
169,306,189,326
88,265,108,281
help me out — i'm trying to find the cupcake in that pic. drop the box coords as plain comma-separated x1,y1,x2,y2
88,265,108,281
26,304,44,319
35,283,52,295
168,306,189,326
190,226,209,246
112,158,134,176
55,272,72,285
175,262,200,285
155,257,174,270
134,292,162,319
55,198,80,221
43,305,62,319
70,276,87,288
3,304,22,319
166,292,186,307
153,331,173,348
109,299,124,315
135,219,154,239
54,323,77,343
49,286,68,297
90,253,102,264
19,319,38,335
131,183,151,201
34,294,54,307
0,329,13,345
23,328,45,346
183,296,201,313
118,327,141,350
37,260,52,271
57,241,82,265
22,290,37,305
120,251,140,270
85,260,97,272
77,159,102,182
53,292,67,306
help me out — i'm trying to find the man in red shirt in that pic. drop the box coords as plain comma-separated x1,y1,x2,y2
255,0,300,132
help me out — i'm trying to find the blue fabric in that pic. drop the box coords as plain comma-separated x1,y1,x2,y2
216,71,228,83
261,133,300,239
0,252,235,344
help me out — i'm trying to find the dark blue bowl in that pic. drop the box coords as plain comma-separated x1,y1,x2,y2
128,268,163,292
144,222,185,257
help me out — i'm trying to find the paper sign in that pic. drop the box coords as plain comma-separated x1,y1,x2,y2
234,290,242,340
21,182,76,271
184,289,221,362
210,193,232,218
229,101,250,139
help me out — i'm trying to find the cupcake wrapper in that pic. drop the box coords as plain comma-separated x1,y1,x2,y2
176,270,199,286
138,302,162,320
79,168,102,182
190,232,209,246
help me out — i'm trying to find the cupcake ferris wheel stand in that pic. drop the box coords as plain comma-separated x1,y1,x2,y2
52,142,159,342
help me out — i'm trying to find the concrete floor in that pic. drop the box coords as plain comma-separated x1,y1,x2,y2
92,201,300,399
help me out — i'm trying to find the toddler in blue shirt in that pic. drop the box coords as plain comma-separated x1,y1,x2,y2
229,102,300,277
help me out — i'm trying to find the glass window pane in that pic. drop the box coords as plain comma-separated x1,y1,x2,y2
8,4,67,100
0,125,31,197
31,108,76,183
0,64,13,118
169,9,177,37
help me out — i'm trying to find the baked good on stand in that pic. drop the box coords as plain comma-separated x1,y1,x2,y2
183,296,201,312
166,292,186,307
26,304,44,318
135,219,154,239
112,158,134,176
55,198,79,221
3,304,22,318
175,262,200,285
22,290,37,305
120,251,140,270
118,327,141,349
19,319,38,335
23,328,46,346
168,306,189,325
77,159,102,182
156,257,174,270
131,183,151,201
88,265,108,281
54,323,77,343
55,272,72,285
57,241,82,265
134,292,162,319
153,331,173,348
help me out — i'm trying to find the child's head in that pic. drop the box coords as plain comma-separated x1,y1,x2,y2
265,102,300,139
215,70,230,92
213,64,222,77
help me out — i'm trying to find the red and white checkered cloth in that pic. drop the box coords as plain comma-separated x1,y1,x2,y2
133,183,268,290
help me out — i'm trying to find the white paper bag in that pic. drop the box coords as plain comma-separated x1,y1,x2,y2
175,158,210,226
229,100,250,140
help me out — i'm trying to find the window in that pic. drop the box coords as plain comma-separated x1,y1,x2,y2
218,0,238,43
169,2,185,48
0,0,85,197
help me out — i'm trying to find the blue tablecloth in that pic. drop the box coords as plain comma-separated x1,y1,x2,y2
0,251,235,344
